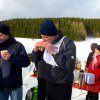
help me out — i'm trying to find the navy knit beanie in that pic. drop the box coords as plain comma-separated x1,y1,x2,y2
40,19,57,36
0,24,11,35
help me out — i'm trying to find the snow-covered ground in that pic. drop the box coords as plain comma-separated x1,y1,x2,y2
22,62,37,100
15,37,100,100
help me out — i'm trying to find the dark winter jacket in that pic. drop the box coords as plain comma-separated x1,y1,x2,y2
0,36,30,90
32,34,76,85
44,34,76,85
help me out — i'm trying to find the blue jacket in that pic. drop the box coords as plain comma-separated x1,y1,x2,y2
0,36,30,90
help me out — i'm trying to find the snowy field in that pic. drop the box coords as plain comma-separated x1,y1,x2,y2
15,37,100,100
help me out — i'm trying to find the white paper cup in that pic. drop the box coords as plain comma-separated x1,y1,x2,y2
1,50,8,55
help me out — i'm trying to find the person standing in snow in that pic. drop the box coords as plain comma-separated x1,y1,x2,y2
0,24,30,100
86,43,100,100
33,19,76,100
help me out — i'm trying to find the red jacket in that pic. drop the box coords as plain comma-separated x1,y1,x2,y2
88,55,100,84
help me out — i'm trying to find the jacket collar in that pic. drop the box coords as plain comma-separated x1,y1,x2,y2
52,33,64,44
0,36,16,48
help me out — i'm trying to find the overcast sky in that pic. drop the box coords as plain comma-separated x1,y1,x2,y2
0,0,100,21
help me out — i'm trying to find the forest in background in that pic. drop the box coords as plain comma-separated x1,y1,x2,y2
0,17,100,41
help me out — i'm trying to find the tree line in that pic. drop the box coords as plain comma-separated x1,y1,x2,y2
0,17,100,41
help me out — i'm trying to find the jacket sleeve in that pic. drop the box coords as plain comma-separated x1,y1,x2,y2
32,50,43,69
52,38,76,73
10,42,30,67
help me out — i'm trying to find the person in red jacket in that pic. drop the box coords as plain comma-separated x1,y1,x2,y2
86,45,100,100
88,45,100,84
85,43,98,100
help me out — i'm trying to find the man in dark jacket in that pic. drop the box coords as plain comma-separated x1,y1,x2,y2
33,19,76,100
0,24,30,100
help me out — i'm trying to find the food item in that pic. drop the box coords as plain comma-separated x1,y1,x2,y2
39,47,44,51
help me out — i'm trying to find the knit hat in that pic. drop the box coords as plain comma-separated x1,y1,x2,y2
40,19,57,36
96,45,100,51
0,24,10,35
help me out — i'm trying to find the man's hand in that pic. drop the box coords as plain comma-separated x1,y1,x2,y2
43,42,58,54
1,50,11,60
33,41,44,52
